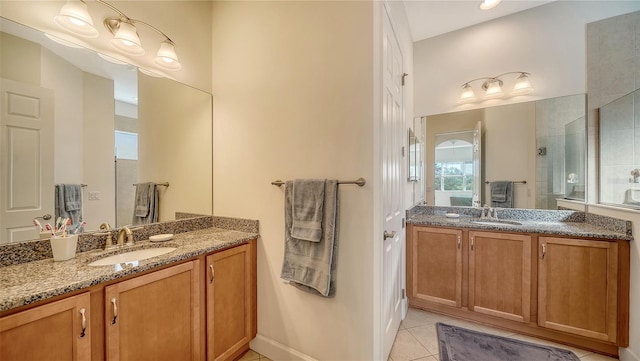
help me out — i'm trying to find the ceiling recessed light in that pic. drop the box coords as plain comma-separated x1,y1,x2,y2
480,0,502,10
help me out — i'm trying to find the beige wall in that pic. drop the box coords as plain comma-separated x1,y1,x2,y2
586,11,640,361
138,73,212,221
211,1,378,359
0,1,213,93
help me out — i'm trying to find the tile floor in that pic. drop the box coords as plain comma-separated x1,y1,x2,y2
390,308,619,361
239,349,273,361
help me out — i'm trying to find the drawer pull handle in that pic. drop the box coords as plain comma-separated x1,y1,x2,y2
111,297,118,325
209,264,215,283
541,243,546,260
79,308,87,338
457,236,461,249
470,237,475,251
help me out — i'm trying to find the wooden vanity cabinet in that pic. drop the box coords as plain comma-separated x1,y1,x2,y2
538,236,619,343
206,242,256,361
406,224,630,355
407,227,462,308
0,292,91,361
468,231,531,323
104,261,201,361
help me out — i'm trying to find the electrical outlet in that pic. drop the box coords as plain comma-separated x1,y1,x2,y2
88,191,101,201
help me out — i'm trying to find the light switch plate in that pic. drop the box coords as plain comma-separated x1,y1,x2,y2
88,191,101,201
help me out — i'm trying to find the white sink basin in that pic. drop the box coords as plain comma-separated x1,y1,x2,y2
471,220,522,226
88,247,177,267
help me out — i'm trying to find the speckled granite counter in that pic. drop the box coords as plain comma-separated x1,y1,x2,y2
407,205,633,241
0,226,258,312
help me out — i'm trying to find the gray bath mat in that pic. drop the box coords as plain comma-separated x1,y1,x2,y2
436,322,580,361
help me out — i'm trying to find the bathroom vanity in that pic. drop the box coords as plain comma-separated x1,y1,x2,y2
0,217,257,361
406,206,632,357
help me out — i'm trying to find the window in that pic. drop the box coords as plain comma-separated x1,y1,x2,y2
435,161,473,191
115,131,138,160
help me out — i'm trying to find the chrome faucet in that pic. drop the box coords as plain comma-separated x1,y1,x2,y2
116,226,134,247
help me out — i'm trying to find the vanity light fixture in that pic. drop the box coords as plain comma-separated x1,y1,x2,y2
480,0,502,10
459,72,533,103
55,0,182,71
44,33,83,48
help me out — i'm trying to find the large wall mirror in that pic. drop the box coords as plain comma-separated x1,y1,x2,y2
599,88,640,209
0,17,213,244
422,93,586,210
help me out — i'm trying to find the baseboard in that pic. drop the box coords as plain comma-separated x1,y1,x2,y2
250,334,317,361
620,347,640,361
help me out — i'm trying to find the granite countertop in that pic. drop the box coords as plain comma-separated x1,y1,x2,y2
406,206,633,241
0,227,258,312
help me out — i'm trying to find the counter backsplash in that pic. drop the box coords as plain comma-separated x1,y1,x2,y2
407,204,632,237
0,215,260,267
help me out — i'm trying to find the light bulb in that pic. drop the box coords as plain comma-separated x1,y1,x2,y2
54,0,98,38
459,84,476,103
111,21,144,56
480,0,502,10
484,79,504,98
154,41,182,71
512,73,534,95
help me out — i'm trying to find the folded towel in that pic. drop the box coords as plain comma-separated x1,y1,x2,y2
490,181,513,208
291,179,326,242
132,183,159,225
54,184,83,228
64,184,82,211
134,183,153,217
281,180,339,297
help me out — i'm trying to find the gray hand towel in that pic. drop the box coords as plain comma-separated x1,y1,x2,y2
490,181,513,208
291,179,326,242
64,184,82,211
281,180,339,297
54,184,83,228
132,183,159,225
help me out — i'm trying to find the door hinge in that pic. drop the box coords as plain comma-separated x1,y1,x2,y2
402,218,405,229
401,146,405,157
402,289,406,299
402,73,408,86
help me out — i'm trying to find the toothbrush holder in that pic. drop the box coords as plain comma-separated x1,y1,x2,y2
50,234,78,261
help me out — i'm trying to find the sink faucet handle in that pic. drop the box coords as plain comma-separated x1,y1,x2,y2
95,231,115,250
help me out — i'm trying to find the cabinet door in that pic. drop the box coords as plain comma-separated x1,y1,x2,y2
538,237,618,342
469,231,531,323
206,244,253,361
408,227,462,307
0,292,91,361
105,261,201,361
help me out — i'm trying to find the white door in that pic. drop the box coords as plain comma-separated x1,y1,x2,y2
472,121,482,207
0,78,54,243
382,5,404,358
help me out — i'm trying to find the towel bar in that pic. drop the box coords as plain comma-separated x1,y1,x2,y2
271,177,366,187
485,180,527,184
132,182,170,187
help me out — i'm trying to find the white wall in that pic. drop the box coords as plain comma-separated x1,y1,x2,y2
413,1,640,117
82,73,116,230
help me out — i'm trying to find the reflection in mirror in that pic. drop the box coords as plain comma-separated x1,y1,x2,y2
434,133,474,207
0,17,212,244
409,117,426,205
423,93,586,210
599,88,640,209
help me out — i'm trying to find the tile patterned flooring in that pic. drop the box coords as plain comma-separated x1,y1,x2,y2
389,308,619,361
239,349,273,361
